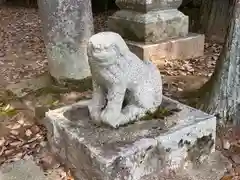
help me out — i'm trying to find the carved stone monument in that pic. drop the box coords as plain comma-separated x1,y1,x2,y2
108,0,205,63
87,32,162,128
44,33,227,180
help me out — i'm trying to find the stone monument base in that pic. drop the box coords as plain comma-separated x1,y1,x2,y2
127,33,205,64
44,96,220,180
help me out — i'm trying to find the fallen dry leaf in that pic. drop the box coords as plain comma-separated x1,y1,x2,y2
9,140,22,147
221,175,233,180
7,123,21,130
0,137,5,147
10,130,19,136
4,149,15,156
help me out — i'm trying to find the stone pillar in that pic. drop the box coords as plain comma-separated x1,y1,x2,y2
38,0,93,83
108,0,204,63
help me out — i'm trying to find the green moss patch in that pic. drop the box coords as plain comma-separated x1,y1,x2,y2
141,106,181,120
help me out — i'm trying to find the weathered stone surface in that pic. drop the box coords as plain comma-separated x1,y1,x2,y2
38,0,93,81
127,33,204,62
144,151,231,180
45,96,216,180
116,0,183,12
87,32,162,128
184,151,232,180
0,159,46,180
108,9,189,43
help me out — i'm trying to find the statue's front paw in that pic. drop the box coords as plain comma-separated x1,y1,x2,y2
100,109,111,123
88,107,101,125
100,111,128,128
100,109,120,128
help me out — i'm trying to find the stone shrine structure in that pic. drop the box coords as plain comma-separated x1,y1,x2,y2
108,0,205,63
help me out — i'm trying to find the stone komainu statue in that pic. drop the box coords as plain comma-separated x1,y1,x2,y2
87,32,163,128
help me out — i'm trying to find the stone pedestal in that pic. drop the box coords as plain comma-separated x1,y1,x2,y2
44,97,217,180
127,33,204,62
38,0,93,82
108,0,204,62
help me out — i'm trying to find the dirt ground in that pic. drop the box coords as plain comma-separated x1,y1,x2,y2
0,4,239,180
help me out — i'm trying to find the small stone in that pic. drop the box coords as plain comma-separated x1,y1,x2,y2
25,129,33,137
223,139,231,150
30,125,40,134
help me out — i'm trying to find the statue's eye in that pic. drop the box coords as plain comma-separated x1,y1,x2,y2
94,47,101,53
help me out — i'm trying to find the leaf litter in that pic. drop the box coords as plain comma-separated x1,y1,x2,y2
0,4,237,180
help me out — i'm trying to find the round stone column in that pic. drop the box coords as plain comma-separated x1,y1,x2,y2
38,0,94,83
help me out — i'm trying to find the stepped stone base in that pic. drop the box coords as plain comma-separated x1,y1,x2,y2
44,96,216,180
127,33,205,63
108,9,188,43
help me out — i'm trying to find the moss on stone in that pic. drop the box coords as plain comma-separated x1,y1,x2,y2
51,76,93,92
140,106,181,120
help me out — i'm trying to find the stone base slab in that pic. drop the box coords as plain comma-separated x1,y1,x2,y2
44,96,216,180
127,33,205,63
